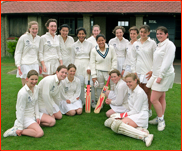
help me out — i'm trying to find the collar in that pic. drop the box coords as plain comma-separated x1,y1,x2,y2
116,37,125,41
46,32,56,36
24,84,33,93
133,84,140,93
65,76,76,83
77,39,86,44
26,32,37,39
54,74,59,84
158,38,169,47
138,37,151,42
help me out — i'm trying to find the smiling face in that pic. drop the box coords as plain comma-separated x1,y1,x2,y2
115,29,124,40
26,75,38,88
125,77,137,90
47,22,57,35
60,27,69,38
29,24,38,38
56,68,67,81
110,73,121,84
139,28,150,40
130,30,138,41
77,30,86,42
68,67,76,78
92,27,100,38
156,29,168,42
96,36,106,49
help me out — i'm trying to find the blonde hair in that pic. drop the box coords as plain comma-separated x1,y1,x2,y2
125,73,140,84
27,21,38,33
92,24,100,30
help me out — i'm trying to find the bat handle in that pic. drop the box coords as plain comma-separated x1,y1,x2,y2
106,76,111,86
88,74,90,80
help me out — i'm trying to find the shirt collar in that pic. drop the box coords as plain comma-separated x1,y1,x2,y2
24,84,33,93
77,39,86,44
46,32,56,36
26,32,37,39
158,38,169,47
65,76,76,83
54,74,59,84
138,37,151,42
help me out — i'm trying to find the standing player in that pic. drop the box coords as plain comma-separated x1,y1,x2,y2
71,27,93,105
14,21,42,86
90,34,117,108
104,73,153,147
3,70,55,138
109,26,129,73
39,19,63,78
58,24,74,67
146,26,176,131
122,26,139,77
105,69,129,117
131,25,157,117
38,65,67,120
59,64,82,116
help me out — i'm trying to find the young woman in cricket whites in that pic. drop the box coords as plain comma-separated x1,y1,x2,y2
122,26,139,77
59,64,82,116
131,25,157,117
90,34,117,108
71,27,94,105
109,26,129,73
146,26,176,131
3,70,55,138
105,69,129,117
104,73,153,147
14,21,42,86
39,19,63,78
87,24,101,108
38,65,67,120
58,24,74,67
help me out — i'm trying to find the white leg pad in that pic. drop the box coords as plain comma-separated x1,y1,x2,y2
136,127,149,135
111,120,148,140
104,118,116,128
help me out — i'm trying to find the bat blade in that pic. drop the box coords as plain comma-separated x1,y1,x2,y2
85,85,91,113
94,85,109,113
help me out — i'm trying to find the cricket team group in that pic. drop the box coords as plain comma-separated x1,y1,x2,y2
3,18,176,147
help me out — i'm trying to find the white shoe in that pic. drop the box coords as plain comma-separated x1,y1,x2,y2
149,117,158,125
144,134,154,147
3,127,18,137
149,110,152,118
158,119,165,131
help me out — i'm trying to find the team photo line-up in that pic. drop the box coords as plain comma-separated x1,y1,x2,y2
3,18,176,147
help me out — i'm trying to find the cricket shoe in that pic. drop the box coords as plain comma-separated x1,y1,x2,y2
3,126,18,137
158,119,165,131
149,117,158,125
144,134,154,147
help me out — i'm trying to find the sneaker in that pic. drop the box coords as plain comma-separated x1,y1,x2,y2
3,127,18,137
149,117,158,125
149,110,152,118
144,134,154,147
158,119,165,131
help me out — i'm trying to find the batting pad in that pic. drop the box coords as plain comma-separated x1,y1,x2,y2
104,118,116,128
111,120,148,140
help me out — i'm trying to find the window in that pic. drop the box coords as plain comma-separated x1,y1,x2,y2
77,18,83,28
59,18,75,35
118,21,129,27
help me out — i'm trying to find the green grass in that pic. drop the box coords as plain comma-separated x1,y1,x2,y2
1,56,181,150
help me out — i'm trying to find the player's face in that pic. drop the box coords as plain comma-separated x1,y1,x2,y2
29,24,38,38
56,68,67,81
47,22,57,35
130,30,138,41
111,73,120,84
68,67,76,78
60,27,69,38
97,37,106,49
26,75,38,88
92,27,100,38
77,30,86,42
139,28,150,40
115,29,124,40
125,77,137,90
156,30,168,42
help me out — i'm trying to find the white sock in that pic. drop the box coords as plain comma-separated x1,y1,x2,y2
158,115,164,121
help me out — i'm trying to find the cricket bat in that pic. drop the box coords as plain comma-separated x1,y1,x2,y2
85,74,91,113
94,76,111,113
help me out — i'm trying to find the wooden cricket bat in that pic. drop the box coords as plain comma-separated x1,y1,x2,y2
94,76,111,113
85,74,91,113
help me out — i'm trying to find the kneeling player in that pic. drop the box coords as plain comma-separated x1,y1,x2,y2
104,73,153,147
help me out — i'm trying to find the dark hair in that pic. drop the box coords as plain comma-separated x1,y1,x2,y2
67,64,77,71
112,26,126,34
45,19,57,28
109,69,122,77
139,25,150,32
56,65,67,72
27,70,38,78
76,27,87,35
156,26,169,38
129,26,139,34
124,73,140,84
58,24,70,31
96,34,106,41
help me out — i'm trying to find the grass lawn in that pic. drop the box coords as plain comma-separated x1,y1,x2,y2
1,56,181,150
